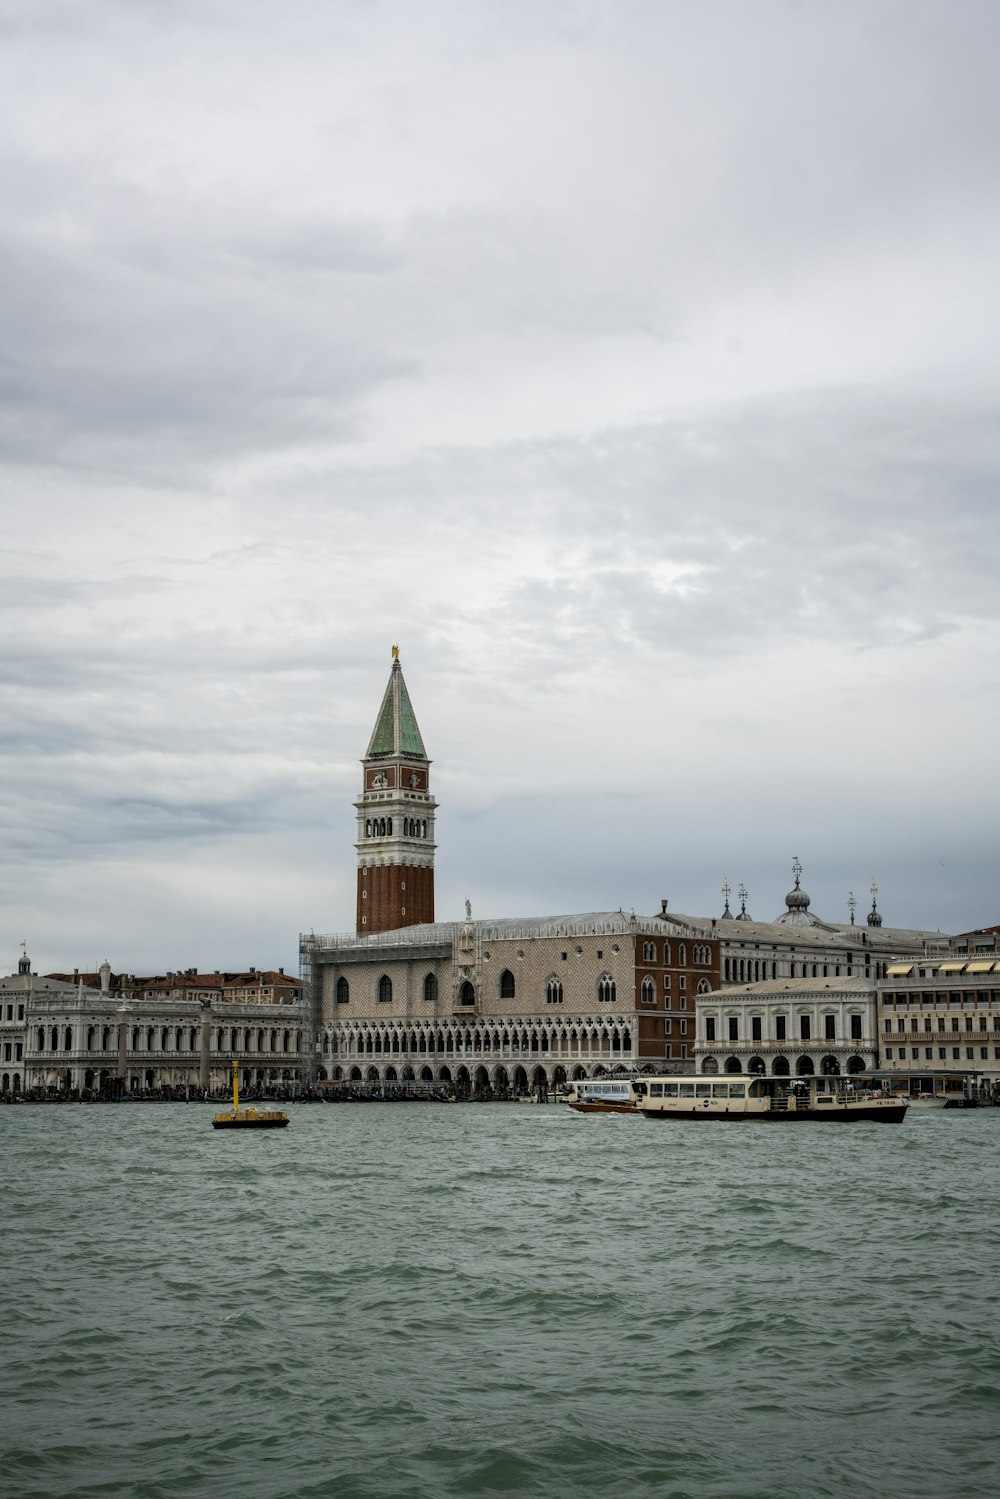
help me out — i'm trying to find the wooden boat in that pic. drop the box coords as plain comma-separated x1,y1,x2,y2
212,1061,289,1129
640,1074,907,1123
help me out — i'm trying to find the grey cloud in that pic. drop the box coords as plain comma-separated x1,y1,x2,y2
1,0,998,964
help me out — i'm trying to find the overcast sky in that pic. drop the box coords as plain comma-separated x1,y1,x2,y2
2,0,998,976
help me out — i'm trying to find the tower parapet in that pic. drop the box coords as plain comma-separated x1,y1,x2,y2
355,649,437,935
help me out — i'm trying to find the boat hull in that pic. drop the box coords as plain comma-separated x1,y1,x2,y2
568,1101,637,1115
212,1114,289,1129
640,1105,907,1124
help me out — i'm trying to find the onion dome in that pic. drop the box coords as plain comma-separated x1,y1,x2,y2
774,857,822,927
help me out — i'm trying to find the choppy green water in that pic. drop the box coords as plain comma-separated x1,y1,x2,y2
2,1104,999,1499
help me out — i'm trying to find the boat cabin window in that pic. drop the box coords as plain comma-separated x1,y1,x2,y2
712,1083,729,1097
650,1083,663,1096
663,1083,678,1096
729,1084,745,1098
696,1083,712,1097
679,1083,695,1097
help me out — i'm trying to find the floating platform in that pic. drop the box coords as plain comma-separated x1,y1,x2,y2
212,1106,289,1129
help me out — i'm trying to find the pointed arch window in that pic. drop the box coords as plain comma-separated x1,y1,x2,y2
598,975,617,1004
336,977,350,1005
423,973,438,1002
378,975,393,1004
499,969,515,1000
546,978,564,1005
641,977,656,1004
459,981,475,1006
697,978,711,995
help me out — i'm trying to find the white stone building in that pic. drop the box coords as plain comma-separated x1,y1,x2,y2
4,954,308,1097
695,975,878,1077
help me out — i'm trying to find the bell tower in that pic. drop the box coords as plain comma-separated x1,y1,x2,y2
356,648,437,935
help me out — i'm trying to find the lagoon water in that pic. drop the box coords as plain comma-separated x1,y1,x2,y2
3,1103,999,1499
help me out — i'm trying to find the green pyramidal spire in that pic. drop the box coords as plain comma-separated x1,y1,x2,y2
366,651,428,759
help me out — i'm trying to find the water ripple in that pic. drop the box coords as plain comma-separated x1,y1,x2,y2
2,1105,999,1498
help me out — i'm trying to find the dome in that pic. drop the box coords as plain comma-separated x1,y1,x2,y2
774,860,822,927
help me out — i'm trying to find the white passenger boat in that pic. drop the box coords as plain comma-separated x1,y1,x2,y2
640,1074,907,1124
565,1079,639,1114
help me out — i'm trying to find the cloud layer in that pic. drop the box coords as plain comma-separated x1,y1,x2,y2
1,0,998,971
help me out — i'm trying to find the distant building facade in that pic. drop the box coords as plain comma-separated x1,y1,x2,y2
878,954,1000,1088
694,976,878,1077
304,909,720,1095
3,957,307,1097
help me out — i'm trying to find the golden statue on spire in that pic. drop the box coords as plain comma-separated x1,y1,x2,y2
391,643,399,660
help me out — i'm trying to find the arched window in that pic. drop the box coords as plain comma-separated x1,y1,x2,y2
641,976,655,1004
598,975,616,1003
642,942,655,962
459,981,475,1006
663,943,671,964
423,972,438,1002
697,978,711,994
378,975,393,1003
547,978,564,1005
678,944,686,965
499,969,515,999
37,1026,45,1051
387,818,392,835
336,977,350,1005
